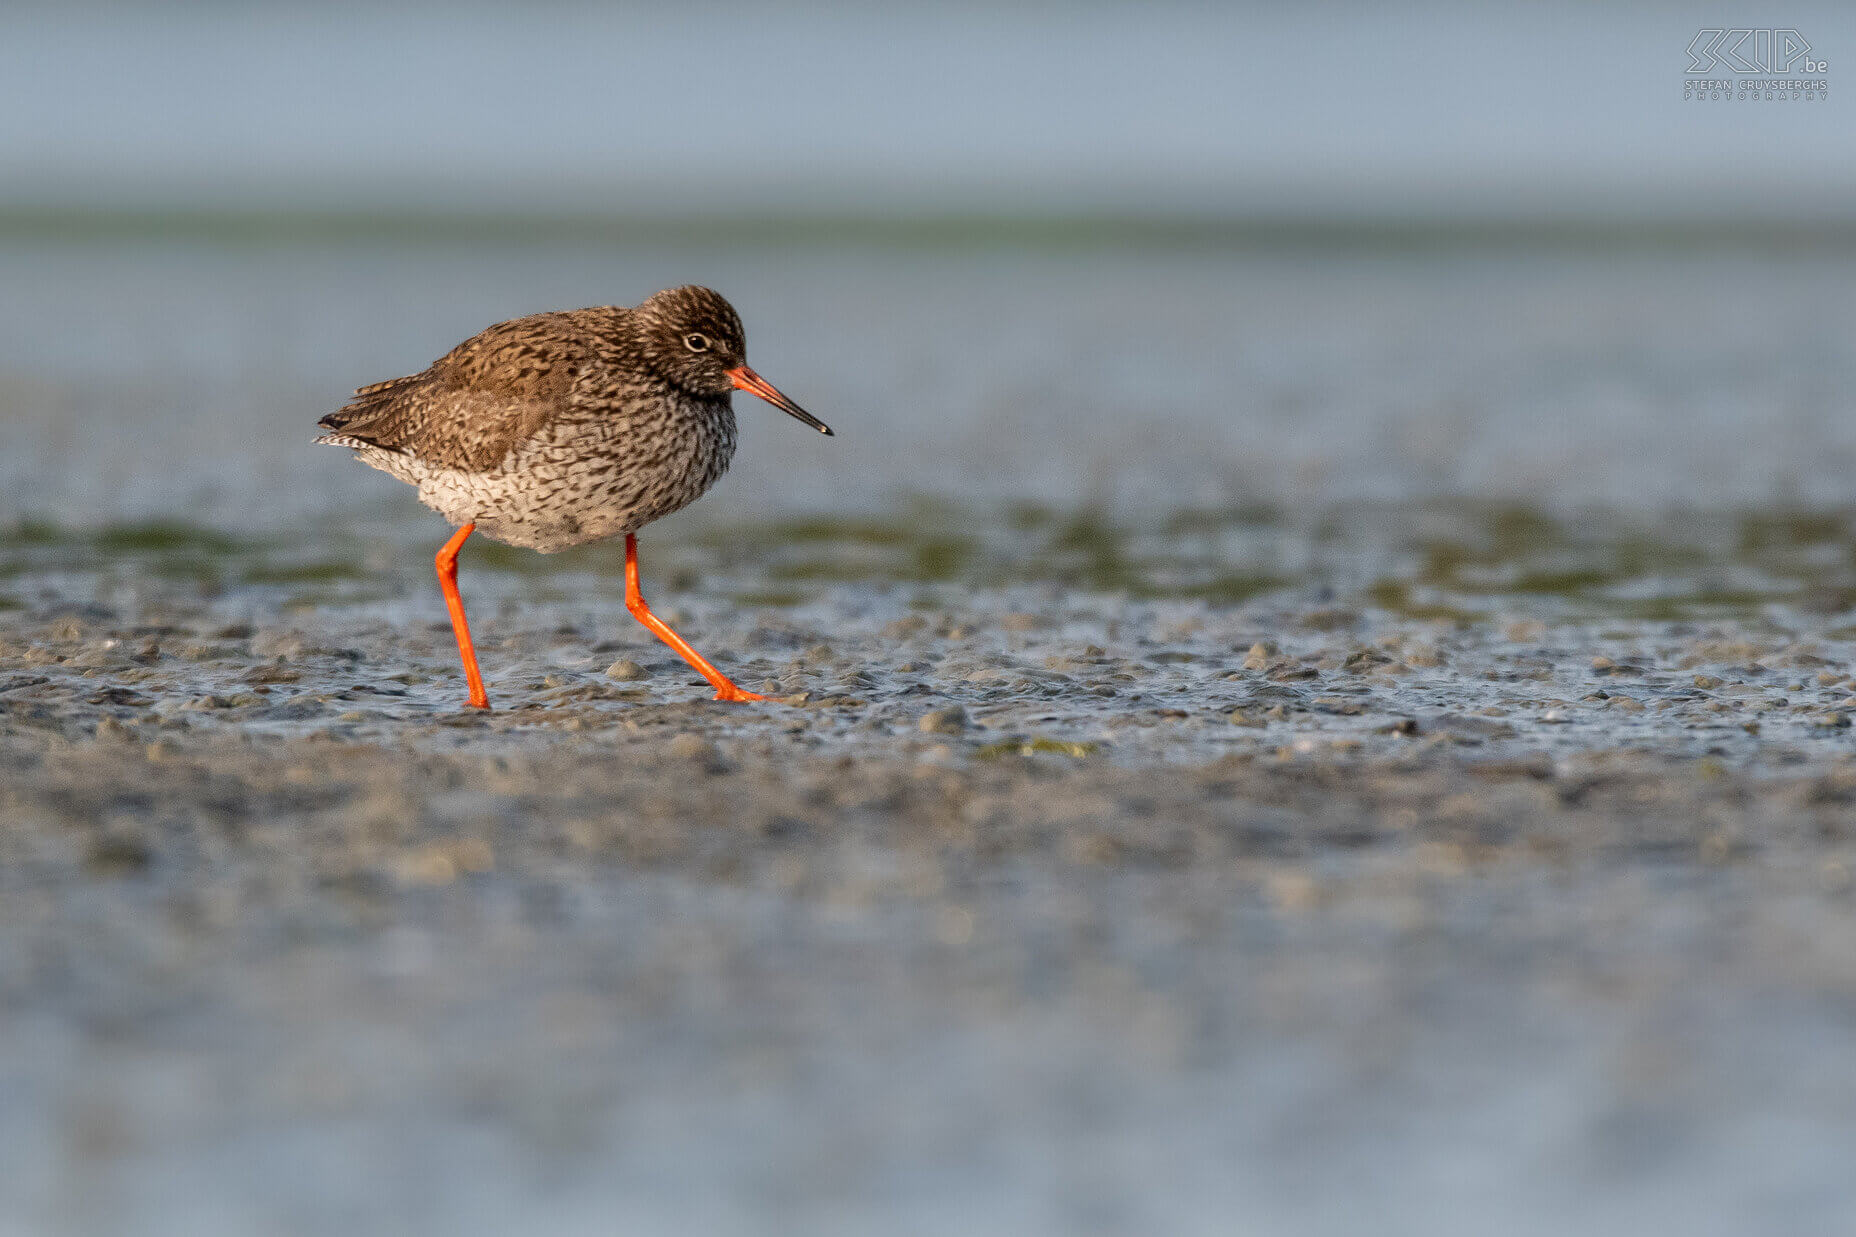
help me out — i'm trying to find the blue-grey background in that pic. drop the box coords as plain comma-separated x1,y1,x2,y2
5,2,1852,218
1,1,1853,532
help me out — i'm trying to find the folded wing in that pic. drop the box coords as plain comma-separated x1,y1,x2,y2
316,313,600,473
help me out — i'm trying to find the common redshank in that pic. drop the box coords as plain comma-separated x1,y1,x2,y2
315,285,832,709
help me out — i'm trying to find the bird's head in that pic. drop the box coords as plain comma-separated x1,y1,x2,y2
637,285,832,435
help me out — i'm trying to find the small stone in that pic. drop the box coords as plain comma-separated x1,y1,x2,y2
1342,648,1391,673
1693,674,1723,689
1242,641,1278,671
605,659,649,681
94,717,138,742
1813,712,1851,729
86,686,149,707
667,732,718,762
918,706,968,734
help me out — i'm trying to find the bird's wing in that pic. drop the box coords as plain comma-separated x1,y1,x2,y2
316,313,600,473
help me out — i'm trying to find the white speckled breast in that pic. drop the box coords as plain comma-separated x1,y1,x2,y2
374,392,739,553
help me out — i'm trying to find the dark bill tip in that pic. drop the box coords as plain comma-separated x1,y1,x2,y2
728,365,833,436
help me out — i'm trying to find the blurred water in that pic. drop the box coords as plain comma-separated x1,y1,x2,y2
5,2,1853,216
2,234,1854,534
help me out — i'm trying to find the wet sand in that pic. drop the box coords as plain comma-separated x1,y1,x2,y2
7,235,1856,1231
7,505,1856,1234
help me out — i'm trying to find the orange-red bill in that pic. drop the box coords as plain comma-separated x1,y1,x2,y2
728,365,833,435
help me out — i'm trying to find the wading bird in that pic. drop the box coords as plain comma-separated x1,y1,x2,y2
316,285,832,708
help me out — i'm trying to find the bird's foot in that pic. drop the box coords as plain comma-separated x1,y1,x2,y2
712,685,768,703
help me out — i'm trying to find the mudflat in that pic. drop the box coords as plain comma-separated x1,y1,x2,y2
6,503,1856,1234
7,237,1856,1232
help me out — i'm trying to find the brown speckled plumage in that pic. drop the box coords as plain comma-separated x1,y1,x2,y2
317,286,780,552
315,286,832,709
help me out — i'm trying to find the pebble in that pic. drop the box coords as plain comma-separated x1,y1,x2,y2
918,706,969,734
666,732,719,763
606,659,649,681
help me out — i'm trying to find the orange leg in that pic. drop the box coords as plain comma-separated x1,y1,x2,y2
624,533,765,702
435,523,490,709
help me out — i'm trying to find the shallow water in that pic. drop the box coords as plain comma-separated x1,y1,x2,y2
6,232,1856,1234
4,233,1856,528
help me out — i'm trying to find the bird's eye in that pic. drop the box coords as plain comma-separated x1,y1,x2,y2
684,333,711,352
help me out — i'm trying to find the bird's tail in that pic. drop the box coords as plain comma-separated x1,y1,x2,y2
315,374,421,449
